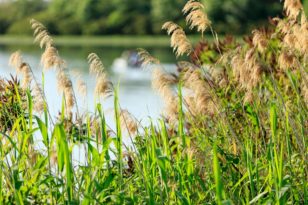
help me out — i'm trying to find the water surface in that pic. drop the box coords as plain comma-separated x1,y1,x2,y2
0,43,178,128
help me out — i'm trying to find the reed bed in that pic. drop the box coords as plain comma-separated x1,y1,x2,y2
0,0,307,204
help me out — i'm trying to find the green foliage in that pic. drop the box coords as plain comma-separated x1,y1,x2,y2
0,76,27,132
0,0,288,35
205,0,283,34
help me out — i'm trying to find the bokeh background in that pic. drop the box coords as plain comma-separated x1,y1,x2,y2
0,0,307,35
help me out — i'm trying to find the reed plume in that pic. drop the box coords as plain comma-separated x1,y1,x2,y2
284,0,303,19
252,29,268,53
19,63,32,89
162,22,192,58
88,53,113,99
278,50,297,71
77,78,87,98
41,46,65,70
182,68,216,115
31,19,66,71
32,84,45,114
182,0,211,34
231,49,263,92
152,68,179,123
57,70,75,113
30,19,54,48
9,51,32,89
293,13,308,54
94,73,113,99
70,71,87,98
88,53,105,75
275,17,293,35
137,48,160,67
9,51,22,70
120,110,138,135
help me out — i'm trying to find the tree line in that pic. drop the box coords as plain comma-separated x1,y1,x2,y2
0,0,306,35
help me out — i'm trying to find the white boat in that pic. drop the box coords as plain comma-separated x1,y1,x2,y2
111,50,176,82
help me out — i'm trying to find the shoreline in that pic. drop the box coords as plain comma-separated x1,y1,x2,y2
0,35,202,47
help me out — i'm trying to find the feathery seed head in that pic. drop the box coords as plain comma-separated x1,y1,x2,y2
57,70,72,92
278,50,297,71
284,0,303,19
162,22,192,58
33,84,45,114
120,110,138,135
252,30,268,53
137,48,160,67
41,46,65,70
56,69,75,113
88,53,113,99
9,51,33,89
152,68,178,93
77,79,87,98
94,73,113,99
9,51,22,70
19,63,32,89
152,68,179,123
64,88,74,111
30,19,54,48
183,0,211,34
183,0,204,13
88,53,105,75
181,68,216,115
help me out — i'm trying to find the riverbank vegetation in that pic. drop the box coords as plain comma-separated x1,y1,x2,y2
0,0,307,204
0,0,296,35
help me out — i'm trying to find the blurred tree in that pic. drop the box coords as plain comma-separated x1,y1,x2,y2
0,0,46,34
205,0,283,34
151,0,186,34
107,0,152,34
1,0,304,35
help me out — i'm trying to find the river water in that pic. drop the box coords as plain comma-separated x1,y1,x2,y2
0,44,179,127
0,42,180,163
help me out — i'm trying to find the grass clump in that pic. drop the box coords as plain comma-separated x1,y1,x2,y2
0,0,307,204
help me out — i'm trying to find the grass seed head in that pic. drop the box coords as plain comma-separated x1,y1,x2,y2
284,0,303,19
252,30,268,53
183,0,211,34
41,46,65,70
162,22,192,58
120,110,138,135
137,48,160,67
278,50,297,71
88,53,105,76
30,19,54,48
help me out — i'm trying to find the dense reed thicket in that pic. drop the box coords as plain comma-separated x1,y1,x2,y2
0,0,307,204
